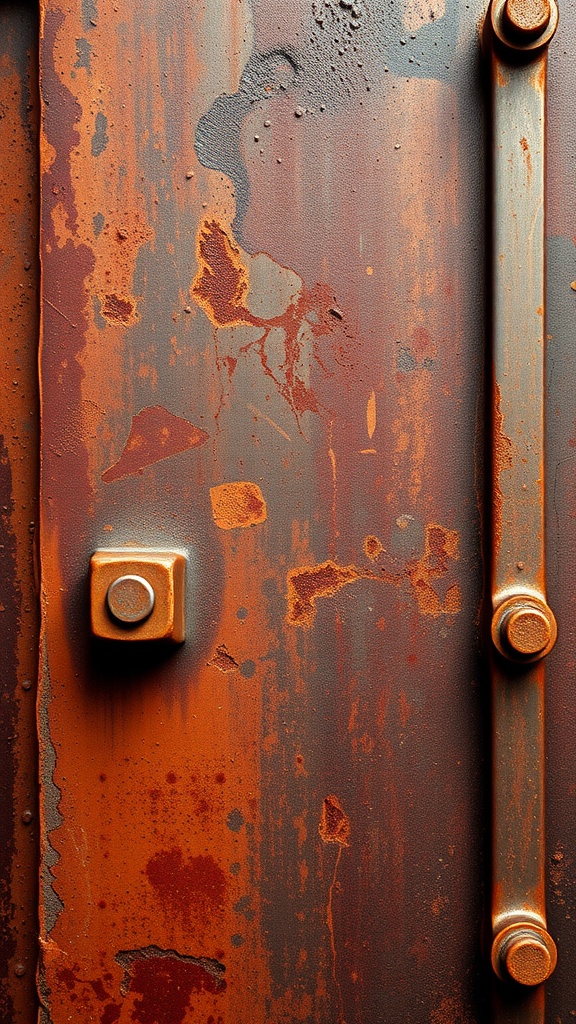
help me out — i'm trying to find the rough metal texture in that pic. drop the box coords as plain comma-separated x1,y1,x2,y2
0,4,40,1022
30,3,574,1024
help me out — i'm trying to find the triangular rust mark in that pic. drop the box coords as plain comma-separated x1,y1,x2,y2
102,406,209,483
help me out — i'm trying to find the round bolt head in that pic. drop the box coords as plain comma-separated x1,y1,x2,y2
492,923,557,986
107,575,155,625
504,934,551,986
491,595,557,662
504,606,551,656
505,0,551,38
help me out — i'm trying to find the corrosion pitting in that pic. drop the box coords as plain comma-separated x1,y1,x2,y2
286,560,372,628
209,481,267,530
102,406,209,482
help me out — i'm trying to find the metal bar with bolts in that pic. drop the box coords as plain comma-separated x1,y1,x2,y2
485,0,559,1012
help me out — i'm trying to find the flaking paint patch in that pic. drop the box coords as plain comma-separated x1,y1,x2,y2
286,560,371,628
406,523,462,617
100,292,137,325
209,481,267,530
102,406,209,482
318,795,350,847
208,644,239,672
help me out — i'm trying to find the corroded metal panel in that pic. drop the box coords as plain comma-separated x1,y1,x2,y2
0,5,40,1022
39,0,576,1021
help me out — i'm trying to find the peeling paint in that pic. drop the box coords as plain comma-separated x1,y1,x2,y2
102,406,209,482
208,644,239,672
406,523,462,617
287,560,372,628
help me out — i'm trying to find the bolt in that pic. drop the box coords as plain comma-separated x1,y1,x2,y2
492,595,556,661
106,575,155,625
504,932,551,985
14,963,26,977
504,606,551,656
492,923,557,986
21,810,33,825
504,0,551,39
22,679,32,691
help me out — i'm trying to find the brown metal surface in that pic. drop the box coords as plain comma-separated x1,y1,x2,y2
0,4,40,1022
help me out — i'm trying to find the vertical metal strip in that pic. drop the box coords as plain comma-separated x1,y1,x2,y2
486,0,558,1008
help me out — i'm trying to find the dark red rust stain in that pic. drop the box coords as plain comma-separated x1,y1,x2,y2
101,293,136,324
145,848,227,920
102,406,209,482
192,219,349,425
209,481,267,530
287,560,372,628
319,795,350,847
492,381,513,562
41,7,95,539
0,441,19,1013
405,523,461,618
100,1005,122,1024
115,947,226,1024
208,644,239,673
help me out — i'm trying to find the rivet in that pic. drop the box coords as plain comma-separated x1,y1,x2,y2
504,0,551,39
21,810,33,824
107,575,155,625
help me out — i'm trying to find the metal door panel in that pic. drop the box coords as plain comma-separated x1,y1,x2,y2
11,0,569,1022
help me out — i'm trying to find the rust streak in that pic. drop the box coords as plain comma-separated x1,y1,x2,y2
492,381,513,563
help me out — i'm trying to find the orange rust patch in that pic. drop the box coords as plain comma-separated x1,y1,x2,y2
287,560,369,628
102,406,209,482
492,381,513,561
101,292,137,324
519,136,532,181
363,535,383,561
208,644,239,673
209,481,267,530
406,523,462,618
318,795,350,847
192,219,256,328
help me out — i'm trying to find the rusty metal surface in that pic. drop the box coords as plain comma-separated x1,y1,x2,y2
0,3,40,1021
37,0,491,1020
